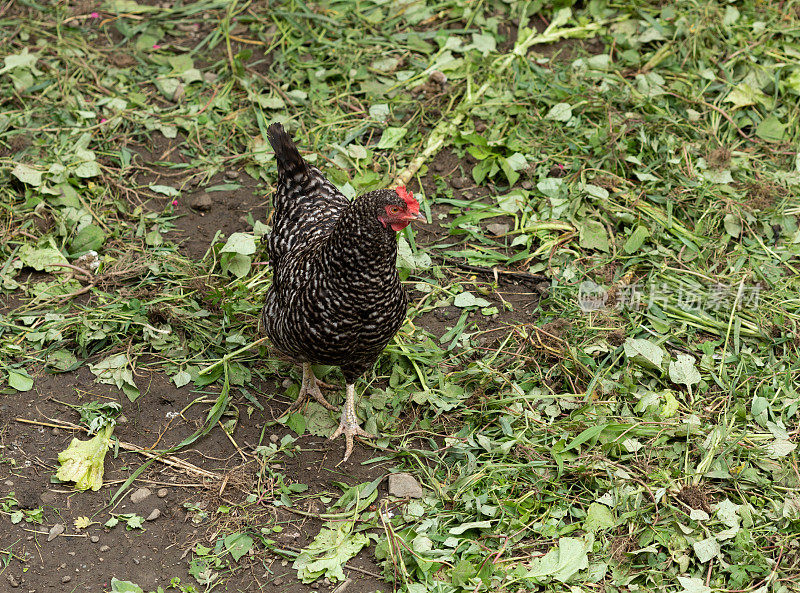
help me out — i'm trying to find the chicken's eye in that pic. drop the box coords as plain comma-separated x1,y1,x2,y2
389,206,400,214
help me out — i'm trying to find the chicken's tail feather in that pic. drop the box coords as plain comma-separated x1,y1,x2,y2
267,123,307,178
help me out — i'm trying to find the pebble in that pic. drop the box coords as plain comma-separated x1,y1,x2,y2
52,427,60,434
3,480,12,486
6,574,19,588
475,121,487,133
429,70,447,85
521,180,533,190
451,177,467,189
157,488,168,498
61,576,71,584
388,473,424,498
432,161,445,172
130,488,152,504
225,170,240,180
47,523,65,542
117,415,128,424
190,193,213,211
282,378,293,389
487,223,510,236
273,577,283,586
146,509,161,521
90,535,99,543
100,545,110,552
269,434,279,443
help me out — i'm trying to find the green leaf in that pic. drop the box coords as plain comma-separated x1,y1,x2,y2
724,83,770,110
545,103,572,122
623,338,664,370
110,579,145,593
304,402,338,437
46,350,79,372
18,245,69,271
221,253,252,278
286,412,306,436
449,520,492,535
678,577,711,593
756,115,786,142
669,354,701,388
723,213,741,237
69,224,105,255
293,521,370,583
584,502,616,532
8,369,34,391
220,232,256,255
579,220,609,252
525,537,589,583
89,353,140,402
692,537,720,563
623,226,650,254
376,127,407,149
11,163,42,186
149,184,179,197
225,533,254,562
172,370,191,388
453,291,491,308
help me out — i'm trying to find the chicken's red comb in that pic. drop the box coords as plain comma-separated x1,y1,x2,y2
395,186,418,210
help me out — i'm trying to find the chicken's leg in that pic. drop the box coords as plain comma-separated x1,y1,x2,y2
287,362,338,412
330,383,374,461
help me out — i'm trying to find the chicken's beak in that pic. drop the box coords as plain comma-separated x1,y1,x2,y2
411,211,427,223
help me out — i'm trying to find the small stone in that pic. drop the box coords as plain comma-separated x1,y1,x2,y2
475,121,487,133
388,473,424,498
282,378,293,389
146,509,161,521
90,535,99,543
100,545,110,552
130,488,152,504
117,415,128,424
451,177,467,189
157,489,168,498
61,576,71,584
203,71,218,83
429,70,447,85
3,480,12,486
521,180,533,190
281,560,288,567
273,577,283,586
432,161,445,173
190,193,213,211
6,574,19,588
225,170,240,180
47,523,65,542
269,434,279,443
133,558,140,565
487,223,510,236
52,427,60,434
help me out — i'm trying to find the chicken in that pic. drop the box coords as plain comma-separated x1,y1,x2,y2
261,123,424,461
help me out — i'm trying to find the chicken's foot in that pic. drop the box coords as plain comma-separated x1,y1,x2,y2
287,362,338,412
330,383,374,461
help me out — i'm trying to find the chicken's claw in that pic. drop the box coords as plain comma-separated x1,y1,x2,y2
286,363,338,412
330,383,374,462
330,418,374,462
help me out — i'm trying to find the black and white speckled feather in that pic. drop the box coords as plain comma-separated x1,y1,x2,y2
262,124,411,384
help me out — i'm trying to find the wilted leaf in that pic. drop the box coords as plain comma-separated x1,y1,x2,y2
8,368,34,391
12,163,42,186
624,338,664,370
546,103,572,122
579,220,609,252
56,424,114,491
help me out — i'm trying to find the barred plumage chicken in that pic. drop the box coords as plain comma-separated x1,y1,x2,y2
262,123,424,461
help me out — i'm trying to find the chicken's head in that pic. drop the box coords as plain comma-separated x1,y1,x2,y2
377,186,426,232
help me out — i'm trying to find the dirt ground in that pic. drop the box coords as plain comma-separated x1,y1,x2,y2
0,145,543,592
